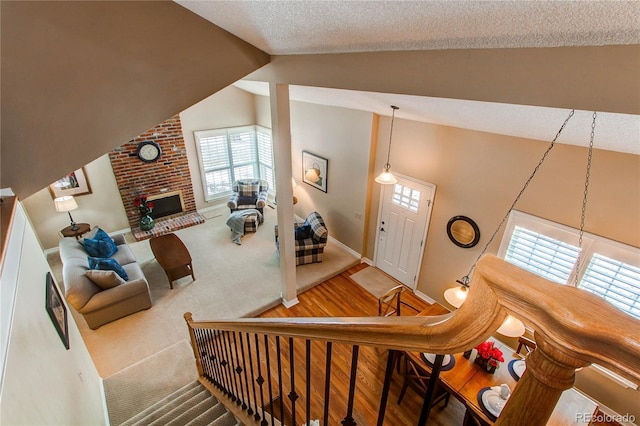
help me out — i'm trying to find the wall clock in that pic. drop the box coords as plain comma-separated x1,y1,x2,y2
136,141,162,163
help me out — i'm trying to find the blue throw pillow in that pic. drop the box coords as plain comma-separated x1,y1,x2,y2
84,228,118,258
295,224,312,240
87,256,128,281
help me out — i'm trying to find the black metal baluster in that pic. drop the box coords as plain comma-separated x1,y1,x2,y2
239,332,253,416
246,333,261,421
276,336,284,424
288,337,298,426
254,334,268,425
417,354,444,426
199,329,214,383
323,342,333,426
210,330,225,392
377,349,397,426
215,331,232,398
232,332,247,410
306,339,311,426
206,329,221,387
223,330,240,403
264,335,275,426
341,345,359,426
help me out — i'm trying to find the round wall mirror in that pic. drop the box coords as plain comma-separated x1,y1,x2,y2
446,216,480,248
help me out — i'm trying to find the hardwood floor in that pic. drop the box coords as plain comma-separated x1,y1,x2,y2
257,263,467,426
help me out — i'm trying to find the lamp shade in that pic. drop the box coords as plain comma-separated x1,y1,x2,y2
496,315,526,337
305,168,320,183
54,196,78,213
443,284,468,308
374,169,398,185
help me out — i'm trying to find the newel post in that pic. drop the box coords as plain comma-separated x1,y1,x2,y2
496,333,590,426
184,312,204,378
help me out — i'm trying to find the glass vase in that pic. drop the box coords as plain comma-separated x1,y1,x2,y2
475,355,497,374
140,214,155,231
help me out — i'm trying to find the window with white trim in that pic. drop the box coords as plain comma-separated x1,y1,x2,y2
194,126,274,202
498,211,640,320
392,183,421,213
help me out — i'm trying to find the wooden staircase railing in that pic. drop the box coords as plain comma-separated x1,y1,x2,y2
184,255,640,425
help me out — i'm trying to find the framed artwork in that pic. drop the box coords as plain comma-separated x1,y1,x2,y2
49,167,92,198
46,272,69,350
302,151,328,193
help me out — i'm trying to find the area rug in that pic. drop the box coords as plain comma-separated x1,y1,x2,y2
103,339,197,425
349,266,400,299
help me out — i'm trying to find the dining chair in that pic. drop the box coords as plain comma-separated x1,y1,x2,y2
397,354,451,407
516,335,536,355
377,284,419,316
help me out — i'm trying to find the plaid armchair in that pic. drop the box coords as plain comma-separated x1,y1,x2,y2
227,179,269,214
275,211,328,265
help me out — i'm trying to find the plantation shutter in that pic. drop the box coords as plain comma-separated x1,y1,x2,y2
504,226,580,284
229,128,257,180
579,254,640,320
257,129,275,191
197,132,232,199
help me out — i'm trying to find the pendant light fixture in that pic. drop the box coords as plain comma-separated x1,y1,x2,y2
443,109,588,337
375,105,399,185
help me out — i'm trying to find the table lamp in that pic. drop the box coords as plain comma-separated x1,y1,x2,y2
54,195,79,230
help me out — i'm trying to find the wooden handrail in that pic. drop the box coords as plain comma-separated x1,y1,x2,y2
185,254,640,425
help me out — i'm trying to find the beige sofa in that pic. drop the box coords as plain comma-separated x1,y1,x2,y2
59,234,152,329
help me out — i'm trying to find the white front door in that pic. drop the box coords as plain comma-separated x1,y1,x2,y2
374,174,435,289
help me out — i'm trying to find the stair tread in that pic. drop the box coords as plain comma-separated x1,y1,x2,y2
147,389,212,426
163,395,218,426
212,411,237,426
184,402,228,426
121,381,217,426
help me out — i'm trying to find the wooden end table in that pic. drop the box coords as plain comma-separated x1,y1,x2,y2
60,223,91,240
149,233,195,289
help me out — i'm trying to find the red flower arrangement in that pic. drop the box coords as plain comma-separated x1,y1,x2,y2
476,340,505,369
133,195,154,216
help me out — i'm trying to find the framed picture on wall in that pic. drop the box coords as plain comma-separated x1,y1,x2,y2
302,151,328,193
49,167,92,198
45,272,69,350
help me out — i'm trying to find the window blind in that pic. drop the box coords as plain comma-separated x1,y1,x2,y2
579,254,640,320
504,226,580,284
194,126,275,201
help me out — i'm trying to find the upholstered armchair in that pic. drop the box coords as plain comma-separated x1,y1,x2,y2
275,211,328,265
227,179,269,214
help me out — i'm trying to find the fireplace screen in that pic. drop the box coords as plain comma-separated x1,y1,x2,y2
149,191,184,219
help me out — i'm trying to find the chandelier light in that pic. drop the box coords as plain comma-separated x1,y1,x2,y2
443,109,595,337
375,105,399,185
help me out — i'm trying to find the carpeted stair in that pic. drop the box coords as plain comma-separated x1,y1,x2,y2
119,381,239,426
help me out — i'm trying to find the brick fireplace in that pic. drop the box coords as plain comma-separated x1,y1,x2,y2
109,115,204,240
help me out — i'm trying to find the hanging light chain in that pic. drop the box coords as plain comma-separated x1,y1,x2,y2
574,111,597,286
383,106,399,170
461,109,576,283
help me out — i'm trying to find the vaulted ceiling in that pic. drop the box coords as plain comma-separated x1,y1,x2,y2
178,0,640,155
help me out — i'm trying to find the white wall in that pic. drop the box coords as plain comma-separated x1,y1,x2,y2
255,94,374,253
180,85,257,211
0,203,106,425
23,155,129,250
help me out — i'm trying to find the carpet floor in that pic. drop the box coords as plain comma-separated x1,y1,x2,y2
48,205,360,379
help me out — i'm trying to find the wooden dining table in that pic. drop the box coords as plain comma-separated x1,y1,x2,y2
409,304,599,425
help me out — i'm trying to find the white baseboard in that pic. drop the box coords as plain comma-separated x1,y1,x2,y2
282,297,299,308
414,289,437,304
328,236,361,259
360,257,373,265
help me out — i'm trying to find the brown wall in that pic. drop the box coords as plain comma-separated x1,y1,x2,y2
109,115,197,230
1,0,270,199
248,45,640,115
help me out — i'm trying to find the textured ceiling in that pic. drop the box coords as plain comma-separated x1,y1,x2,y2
177,0,639,55
177,1,640,154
